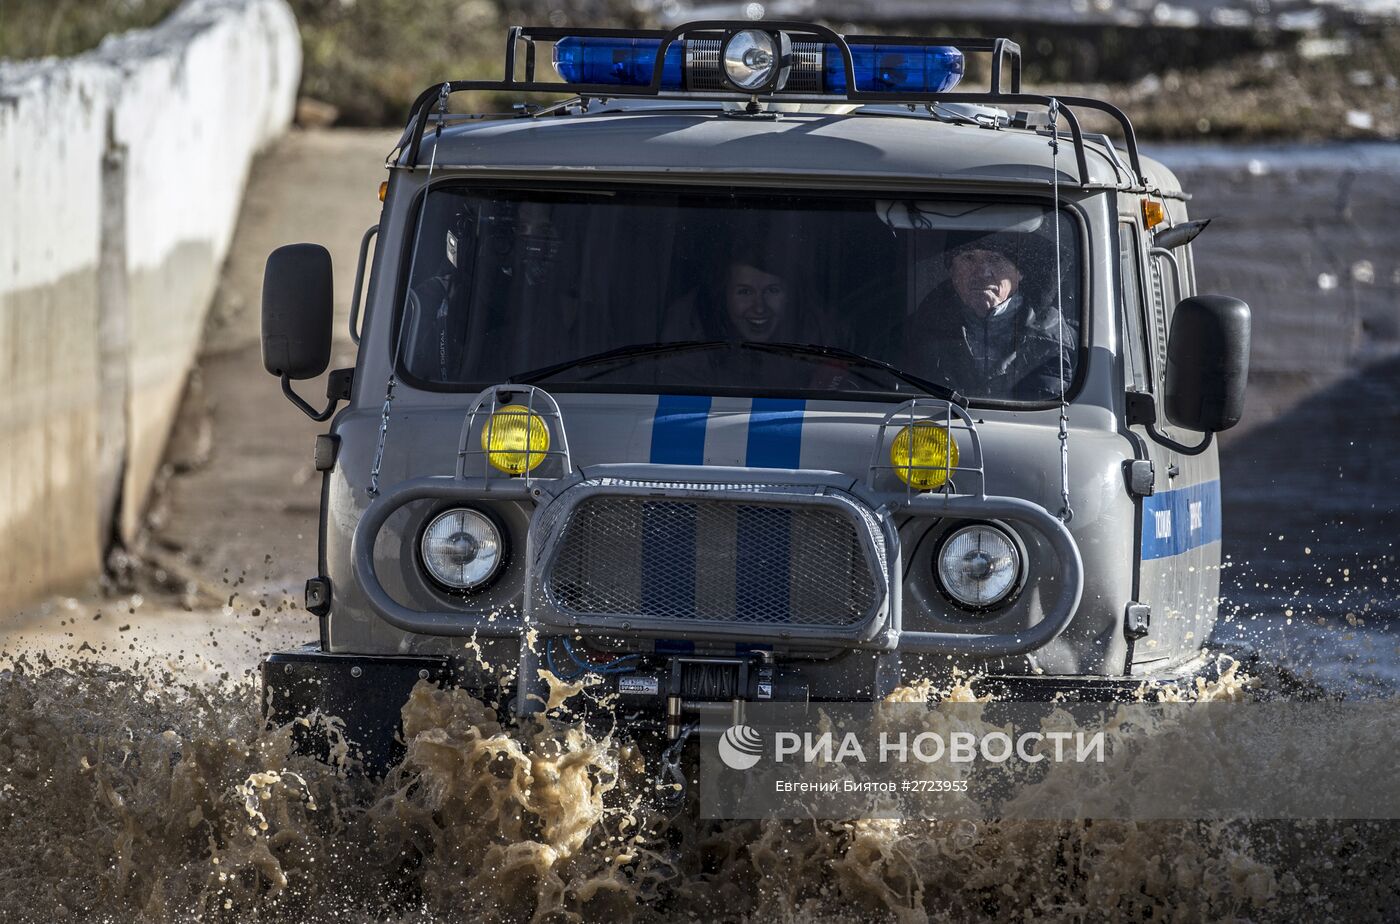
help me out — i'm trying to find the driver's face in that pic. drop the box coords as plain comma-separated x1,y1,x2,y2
725,262,789,342
950,248,1022,318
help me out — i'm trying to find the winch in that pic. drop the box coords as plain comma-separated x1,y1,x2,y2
602,654,810,739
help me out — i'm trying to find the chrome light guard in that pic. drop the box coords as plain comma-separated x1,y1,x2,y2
456,384,574,484
864,399,1084,657
351,384,571,638
865,397,986,499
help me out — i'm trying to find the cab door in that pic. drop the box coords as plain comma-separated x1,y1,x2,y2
1118,217,1175,668
1122,206,1222,670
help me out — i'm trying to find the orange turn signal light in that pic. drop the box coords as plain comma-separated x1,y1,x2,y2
378,180,388,202
1142,198,1166,230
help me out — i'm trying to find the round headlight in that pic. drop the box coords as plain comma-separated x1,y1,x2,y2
936,524,1021,609
722,29,778,91
481,404,549,475
420,508,504,591
890,421,960,490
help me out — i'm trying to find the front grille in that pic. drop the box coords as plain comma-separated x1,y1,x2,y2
546,493,879,628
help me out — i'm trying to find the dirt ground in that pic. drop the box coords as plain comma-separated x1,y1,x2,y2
3,128,1396,680
153,128,394,592
1,129,394,679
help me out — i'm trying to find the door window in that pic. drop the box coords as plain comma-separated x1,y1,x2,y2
1118,222,1150,392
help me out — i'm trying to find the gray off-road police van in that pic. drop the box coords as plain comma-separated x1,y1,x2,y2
259,21,1251,768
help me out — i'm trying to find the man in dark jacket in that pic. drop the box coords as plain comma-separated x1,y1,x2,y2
907,229,1076,402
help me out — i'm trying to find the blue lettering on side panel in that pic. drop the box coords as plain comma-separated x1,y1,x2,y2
650,394,712,464
1140,480,1222,560
745,398,805,469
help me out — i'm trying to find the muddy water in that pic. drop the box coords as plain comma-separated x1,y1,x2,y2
1157,143,1400,699
3,137,1398,920
2,637,1398,922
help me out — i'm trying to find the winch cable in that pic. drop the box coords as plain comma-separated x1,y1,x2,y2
544,639,586,682
1049,99,1073,523
369,83,449,497
561,638,640,676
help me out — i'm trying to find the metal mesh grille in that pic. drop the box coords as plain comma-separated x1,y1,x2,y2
547,495,877,627
685,40,724,91
787,42,824,92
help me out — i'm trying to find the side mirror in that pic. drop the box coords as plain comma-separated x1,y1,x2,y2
1164,295,1251,433
262,243,333,380
1153,218,1211,250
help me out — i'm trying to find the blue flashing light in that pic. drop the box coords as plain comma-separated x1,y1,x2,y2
824,43,965,95
552,36,684,88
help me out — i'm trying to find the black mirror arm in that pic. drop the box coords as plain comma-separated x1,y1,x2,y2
281,373,339,422
1146,423,1213,456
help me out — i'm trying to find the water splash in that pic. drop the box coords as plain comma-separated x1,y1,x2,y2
3,650,1398,922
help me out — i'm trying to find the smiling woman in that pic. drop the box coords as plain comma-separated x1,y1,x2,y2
723,259,791,342
396,185,1081,403
713,230,813,345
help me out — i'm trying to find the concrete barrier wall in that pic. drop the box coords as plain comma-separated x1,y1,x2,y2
0,0,300,612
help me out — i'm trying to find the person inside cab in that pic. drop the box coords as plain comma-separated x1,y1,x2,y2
908,229,1075,402
720,259,792,343
678,232,815,347
687,241,862,390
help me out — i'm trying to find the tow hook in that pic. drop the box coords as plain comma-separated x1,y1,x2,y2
654,720,699,803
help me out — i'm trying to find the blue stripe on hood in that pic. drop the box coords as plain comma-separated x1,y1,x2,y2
650,395,712,464
745,397,805,469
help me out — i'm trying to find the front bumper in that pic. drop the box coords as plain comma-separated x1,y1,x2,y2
261,647,1214,770
262,648,452,772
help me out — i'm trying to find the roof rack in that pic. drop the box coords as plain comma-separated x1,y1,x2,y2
399,20,1145,189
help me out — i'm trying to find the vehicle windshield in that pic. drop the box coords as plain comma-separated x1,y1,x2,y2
397,185,1081,403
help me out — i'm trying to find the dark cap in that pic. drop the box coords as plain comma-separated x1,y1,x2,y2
946,231,1024,267
943,229,1032,268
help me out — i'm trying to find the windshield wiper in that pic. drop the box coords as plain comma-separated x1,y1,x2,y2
509,340,726,384
740,341,965,405
511,339,965,404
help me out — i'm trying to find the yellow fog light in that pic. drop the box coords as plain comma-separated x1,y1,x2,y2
890,421,960,490
481,404,549,475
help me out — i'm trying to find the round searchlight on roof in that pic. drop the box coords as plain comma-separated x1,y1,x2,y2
722,30,777,91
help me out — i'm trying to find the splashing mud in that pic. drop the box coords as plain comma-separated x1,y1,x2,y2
2,649,1397,923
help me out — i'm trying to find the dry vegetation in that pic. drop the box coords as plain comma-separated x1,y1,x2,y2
3,1,1397,139
0,0,184,59
1040,26,1400,140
